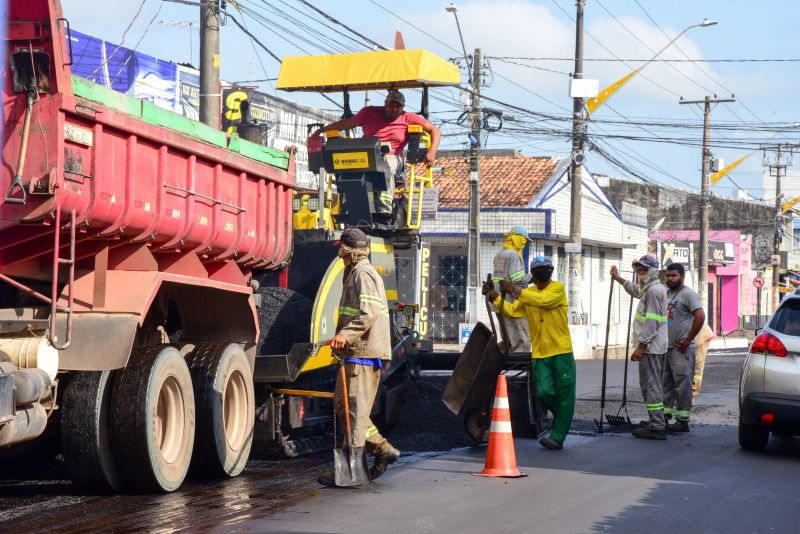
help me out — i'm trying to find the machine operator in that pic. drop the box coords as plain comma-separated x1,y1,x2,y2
311,90,441,224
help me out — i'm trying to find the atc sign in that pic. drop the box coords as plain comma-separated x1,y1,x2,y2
661,241,691,268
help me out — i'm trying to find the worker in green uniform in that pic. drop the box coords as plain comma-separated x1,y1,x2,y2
483,256,576,450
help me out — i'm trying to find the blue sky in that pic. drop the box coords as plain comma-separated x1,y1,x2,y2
60,0,800,200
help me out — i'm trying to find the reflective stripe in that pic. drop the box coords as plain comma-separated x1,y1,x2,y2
339,306,360,316
493,397,509,409
663,407,673,415
379,193,393,201
634,312,668,323
675,410,691,418
490,421,512,433
693,374,703,380
359,294,389,315
510,270,527,281
491,276,503,282
646,403,664,411
365,425,379,438
360,294,385,304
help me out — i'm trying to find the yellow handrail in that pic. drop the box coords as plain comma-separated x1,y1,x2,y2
405,164,433,230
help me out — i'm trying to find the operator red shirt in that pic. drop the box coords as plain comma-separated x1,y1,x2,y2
352,106,429,155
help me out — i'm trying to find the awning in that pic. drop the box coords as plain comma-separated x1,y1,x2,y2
277,49,460,93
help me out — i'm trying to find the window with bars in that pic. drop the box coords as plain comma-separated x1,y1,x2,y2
438,255,467,312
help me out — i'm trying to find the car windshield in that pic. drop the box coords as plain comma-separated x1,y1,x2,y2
769,298,800,336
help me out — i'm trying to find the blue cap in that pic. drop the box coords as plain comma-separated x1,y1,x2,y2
506,225,532,241
530,256,553,269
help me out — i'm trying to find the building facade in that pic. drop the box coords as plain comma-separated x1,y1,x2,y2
418,152,648,357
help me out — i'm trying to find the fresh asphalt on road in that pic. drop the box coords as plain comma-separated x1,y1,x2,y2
222,349,800,534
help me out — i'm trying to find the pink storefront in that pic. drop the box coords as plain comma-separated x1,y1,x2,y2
653,230,758,335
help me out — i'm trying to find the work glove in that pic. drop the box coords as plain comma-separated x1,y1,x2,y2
481,280,493,295
498,279,515,295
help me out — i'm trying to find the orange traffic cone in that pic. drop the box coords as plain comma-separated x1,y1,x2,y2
474,374,527,478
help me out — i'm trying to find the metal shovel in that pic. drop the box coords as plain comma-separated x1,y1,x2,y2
333,363,371,487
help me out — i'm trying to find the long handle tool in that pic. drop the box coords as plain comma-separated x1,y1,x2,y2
333,363,371,486
594,278,614,433
606,296,634,426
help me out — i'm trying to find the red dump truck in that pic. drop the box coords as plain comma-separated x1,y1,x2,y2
1,1,296,492
2,0,458,494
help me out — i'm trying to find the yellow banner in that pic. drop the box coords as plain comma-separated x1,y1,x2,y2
782,195,800,213
586,69,640,115
710,154,750,185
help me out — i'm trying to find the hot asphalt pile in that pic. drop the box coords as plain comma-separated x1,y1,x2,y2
257,287,313,354
385,376,474,452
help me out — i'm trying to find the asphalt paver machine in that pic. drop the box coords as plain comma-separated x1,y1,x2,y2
249,49,461,456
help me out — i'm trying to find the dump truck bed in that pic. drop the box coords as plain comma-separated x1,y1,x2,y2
2,7,296,271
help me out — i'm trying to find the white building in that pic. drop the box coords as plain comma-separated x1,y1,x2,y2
419,151,648,357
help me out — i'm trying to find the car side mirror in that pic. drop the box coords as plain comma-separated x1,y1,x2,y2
754,328,762,336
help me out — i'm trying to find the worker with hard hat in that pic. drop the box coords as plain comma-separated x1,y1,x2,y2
484,255,576,450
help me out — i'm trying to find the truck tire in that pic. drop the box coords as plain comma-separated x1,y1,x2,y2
110,345,195,493
187,342,254,478
61,371,122,492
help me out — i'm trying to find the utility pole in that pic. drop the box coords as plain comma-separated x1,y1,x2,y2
680,95,734,314
466,48,481,322
567,0,585,324
761,143,800,310
199,1,221,129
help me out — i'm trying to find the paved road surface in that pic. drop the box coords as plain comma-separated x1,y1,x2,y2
3,349,799,533
223,349,800,534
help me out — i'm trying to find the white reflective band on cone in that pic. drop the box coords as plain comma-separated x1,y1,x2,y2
490,421,512,433
493,397,509,409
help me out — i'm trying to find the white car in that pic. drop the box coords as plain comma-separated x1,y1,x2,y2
739,292,800,451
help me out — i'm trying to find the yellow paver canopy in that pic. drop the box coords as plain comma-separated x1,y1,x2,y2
277,49,460,92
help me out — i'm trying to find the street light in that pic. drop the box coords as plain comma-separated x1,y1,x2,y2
445,3,471,83
587,19,718,115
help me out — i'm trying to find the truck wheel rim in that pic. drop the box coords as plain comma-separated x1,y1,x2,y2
155,375,185,464
223,369,248,450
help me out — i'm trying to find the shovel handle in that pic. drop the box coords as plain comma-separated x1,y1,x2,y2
339,364,353,443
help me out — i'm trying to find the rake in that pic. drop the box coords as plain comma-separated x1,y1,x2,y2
606,295,634,427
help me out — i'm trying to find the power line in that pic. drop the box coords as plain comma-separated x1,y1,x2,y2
88,0,150,79
486,56,800,63
594,0,718,96
295,0,388,50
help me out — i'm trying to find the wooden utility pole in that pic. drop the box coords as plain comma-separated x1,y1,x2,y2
567,0,585,324
466,48,481,322
199,1,221,128
679,95,734,314
761,143,800,310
